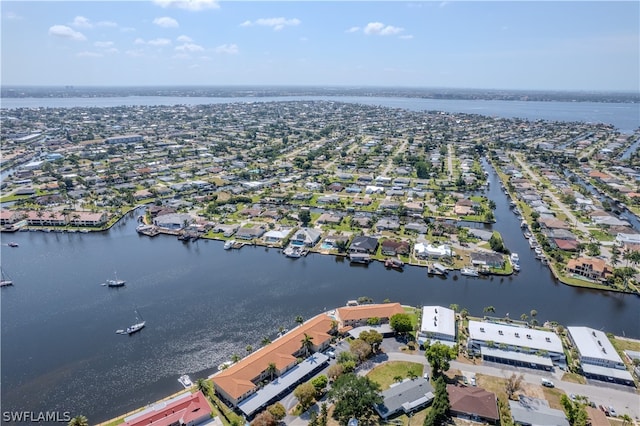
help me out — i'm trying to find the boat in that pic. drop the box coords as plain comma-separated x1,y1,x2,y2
513,263,521,272
460,267,480,277
104,272,125,287
534,247,543,256
1,268,13,287
520,220,528,228
428,262,449,276
283,246,302,258
510,253,520,264
8,242,19,247
178,374,193,388
523,231,532,239
349,253,371,264
117,310,146,335
224,239,235,250
385,258,404,270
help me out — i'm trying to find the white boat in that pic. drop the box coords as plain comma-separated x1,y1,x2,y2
510,253,520,264
523,231,532,239
1,268,13,287
460,267,480,277
178,374,193,388
429,262,449,275
8,241,19,247
104,272,125,287
513,263,521,272
534,247,543,256
284,246,302,258
117,310,145,335
223,239,235,250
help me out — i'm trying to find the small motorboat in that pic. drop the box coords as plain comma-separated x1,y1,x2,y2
178,374,193,388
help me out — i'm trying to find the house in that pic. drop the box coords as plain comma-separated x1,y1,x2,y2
567,326,635,386
153,213,194,230
417,306,456,348
290,227,322,247
375,218,400,231
467,320,565,369
509,396,569,426
68,211,108,227
566,257,611,282
263,229,290,244
236,226,266,240
381,239,410,256
336,303,405,330
469,251,505,268
375,378,435,419
123,391,213,426
316,213,343,225
454,199,474,216
348,236,379,254
327,182,344,192
0,209,23,225
447,385,499,425
317,195,340,204
404,222,428,234
25,210,67,226
414,243,452,259
212,314,333,412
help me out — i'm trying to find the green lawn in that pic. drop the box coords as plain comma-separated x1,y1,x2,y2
366,361,425,390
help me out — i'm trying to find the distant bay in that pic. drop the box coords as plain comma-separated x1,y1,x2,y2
1,95,638,133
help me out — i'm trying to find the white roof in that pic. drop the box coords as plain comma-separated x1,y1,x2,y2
567,326,624,364
581,363,634,381
469,321,563,354
420,306,455,338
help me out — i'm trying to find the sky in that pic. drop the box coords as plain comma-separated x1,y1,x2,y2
1,1,638,91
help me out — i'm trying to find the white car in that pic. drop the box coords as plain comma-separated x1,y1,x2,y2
541,378,554,388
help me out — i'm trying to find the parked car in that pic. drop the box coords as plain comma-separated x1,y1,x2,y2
325,350,336,359
608,406,617,417
599,405,610,416
541,378,554,388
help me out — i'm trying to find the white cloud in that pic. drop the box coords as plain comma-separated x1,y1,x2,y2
177,35,193,43
153,0,220,11
4,12,23,20
242,17,300,31
172,53,190,59
175,42,204,52
399,35,414,40
345,26,360,33
148,38,172,46
48,25,87,41
126,49,144,57
104,47,119,54
94,41,114,48
72,16,92,29
120,27,136,33
134,38,146,45
364,22,404,36
215,43,238,54
153,17,179,28
299,37,308,42
77,51,103,58
97,21,118,28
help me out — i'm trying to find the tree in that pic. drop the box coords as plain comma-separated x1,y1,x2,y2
449,303,459,313
425,342,457,377
295,315,304,326
251,410,277,426
231,353,241,363
327,363,345,380
560,394,588,426
349,338,372,362
267,402,286,422
68,416,89,426
261,336,272,347
266,362,277,380
299,209,311,226
390,313,413,334
300,333,314,357
294,382,316,411
483,305,496,314
319,403,328,426
246,345,253,354
196,378,214,399
311,375,328,395
424,376,450,426
505,373,524,400
359,329,383,352
329,373,382,425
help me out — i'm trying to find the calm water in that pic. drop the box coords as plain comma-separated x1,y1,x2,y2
1,96,638,133
2,164,639,423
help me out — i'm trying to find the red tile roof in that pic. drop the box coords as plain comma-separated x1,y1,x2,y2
124,391,211,426
447,385,499,422
336,303,405,323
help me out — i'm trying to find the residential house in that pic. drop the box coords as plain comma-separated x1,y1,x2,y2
335,303,405,328
123,391,213,426
0,209,23,226
469,251,505,268
153,213,193,230
263,229,290,245
316,213,343,225
447,385,499,425
290,227,322,247
375,378,435,420
404,222,428,234
381,239,410,256
509,396,569,426
375,218,400,231
566,257,611,282
348,236,379,254
417,306,456,348
68,211,108,227
236,226,266,240
414,243,453,259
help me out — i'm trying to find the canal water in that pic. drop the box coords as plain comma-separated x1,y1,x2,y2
2,166,639,423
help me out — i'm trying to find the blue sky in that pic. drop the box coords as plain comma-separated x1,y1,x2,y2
1,1,638,91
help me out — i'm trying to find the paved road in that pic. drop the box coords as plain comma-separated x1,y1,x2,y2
447,143,454,180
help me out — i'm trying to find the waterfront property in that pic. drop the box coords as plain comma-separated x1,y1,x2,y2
375,378,435,420
123,390,215,426
467,320,565,370
567,326,635,386
417,306,456,348
211,314,333,414
334,303,405,330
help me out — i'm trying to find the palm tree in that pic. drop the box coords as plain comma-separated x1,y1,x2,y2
483,306,496,314
266,362,277,380
300,333,314,357
231,353,241,363
196,378,213,398
261,336,272,347
295,315,304,326
68,415,89,426
246,345,253,354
